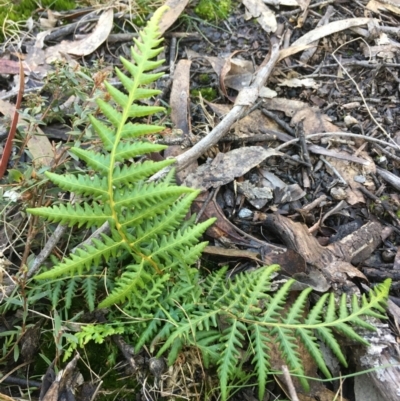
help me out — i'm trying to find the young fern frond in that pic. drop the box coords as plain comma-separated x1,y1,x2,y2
27,6,215,308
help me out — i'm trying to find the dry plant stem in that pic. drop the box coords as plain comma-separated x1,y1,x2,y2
26,224,67,280
0,59,24,178
152,43,281,179
281,365,300,401
275,131,400,152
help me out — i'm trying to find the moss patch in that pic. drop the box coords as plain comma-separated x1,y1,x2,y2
195,0,232,22
191,87,217,101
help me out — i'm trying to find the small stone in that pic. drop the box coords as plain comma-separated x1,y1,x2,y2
148,357,166,378
344,115,359,126
330,187,347,200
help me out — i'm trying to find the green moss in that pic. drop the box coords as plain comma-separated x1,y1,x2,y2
191,87,217,101
198,73,211,84
0,0,76,41
195,0,232,21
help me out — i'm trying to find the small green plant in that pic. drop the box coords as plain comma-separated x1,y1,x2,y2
24,6,392,401
195,0,232,21
191,87,218,101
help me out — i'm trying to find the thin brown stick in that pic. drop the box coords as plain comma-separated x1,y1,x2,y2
150,42,281,180
281,365,300,401
0,58,24,178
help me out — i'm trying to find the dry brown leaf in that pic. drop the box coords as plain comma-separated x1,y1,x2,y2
184,147,282,190
67,9,114,56
158,0,190,34
242,0,277,33
279,18,373,60
0,99,53,167
262,98,341,134
367,0,400,15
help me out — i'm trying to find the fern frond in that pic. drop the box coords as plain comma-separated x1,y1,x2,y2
250,324,271,401
114,141,166,161
147,220,215,266
218,320,247,401
121,122,165,138
99,261,150,308
113,180,194,208
28,202,111,228
69,148,110,174
82,270,100,311
35,235,125,279
44,172,109,200
112,159,174,186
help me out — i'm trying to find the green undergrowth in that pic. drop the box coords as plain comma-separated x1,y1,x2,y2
0,5,393,401
0,0,76,42
195,0,232,21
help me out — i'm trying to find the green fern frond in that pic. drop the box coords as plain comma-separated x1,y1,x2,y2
28,202,111,228
69,148,110,174
35,235,125,279
112,159,174,186
149,265,390,401
44,172,109,200
99,261,150,308
28,5,213,309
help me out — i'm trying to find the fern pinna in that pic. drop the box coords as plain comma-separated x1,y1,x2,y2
27,6,214,308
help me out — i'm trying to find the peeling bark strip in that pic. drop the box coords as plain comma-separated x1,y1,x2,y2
263,214,382,285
